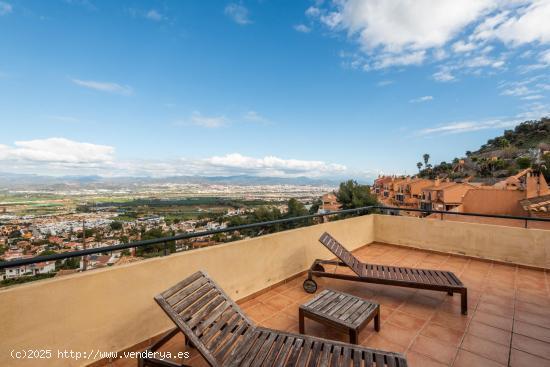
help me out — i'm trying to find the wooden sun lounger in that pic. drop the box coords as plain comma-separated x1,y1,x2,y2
140,270,408,367
303,233,468,315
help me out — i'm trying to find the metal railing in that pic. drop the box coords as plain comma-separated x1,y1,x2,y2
1,205,549,271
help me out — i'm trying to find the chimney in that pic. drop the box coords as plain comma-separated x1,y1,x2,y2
526,172,550,199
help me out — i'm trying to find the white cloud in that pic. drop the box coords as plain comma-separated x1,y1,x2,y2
305,6,321,17
145,9,163,21
498,75,549,100
186,111,228,128
419,118,518,135
204,153,346,176
0,140,349,178
308,0,550,75
0,1,12,15
128,8,164,21
319,11,343,28
433,68,456,82
243,110,269,124
224,3,251,25
452,40,478,53
46,115,80,123
521,94,544,100
0,138,114,164
377,80,394,87
409,95,434,103
310,0,496,70
501,85,531,96
473,1,550,46
294,24,311,33
433,49,448,61
71,78,133,95
368,51,426,70
541,49,550,64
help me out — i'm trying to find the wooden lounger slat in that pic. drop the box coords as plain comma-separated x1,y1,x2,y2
161,271,204,299
342,347,351,366
239,330,269,366
319,343,331,367
330,345,342,367
200,309,238,345
274,335,295,367
262,334,287,367
213,319,249,360
364,351,373,367
296,339,313,367
187,295,225,328
173,282,213,314
180,288,218,318
314,232,468,315
195,302,231,336
353,349,361,367
254,332,279,365
214,323,252,359
374,353,385,367
226,328,259,366
285,338,305,367
167,276,209,308
307,341,322,367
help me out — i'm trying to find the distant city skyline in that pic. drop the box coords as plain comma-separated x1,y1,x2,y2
1,0,549,181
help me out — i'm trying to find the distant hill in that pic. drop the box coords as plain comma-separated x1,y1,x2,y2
0,173,339,191
417,118,550,182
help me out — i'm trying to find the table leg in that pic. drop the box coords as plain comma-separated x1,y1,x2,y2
299,309,305,334
374,307,381,332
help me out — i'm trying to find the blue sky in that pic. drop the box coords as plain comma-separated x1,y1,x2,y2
1,0,549,181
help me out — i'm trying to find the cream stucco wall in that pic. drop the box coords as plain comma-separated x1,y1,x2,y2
373,214,550,269
0,215,373,367
2,213,549,367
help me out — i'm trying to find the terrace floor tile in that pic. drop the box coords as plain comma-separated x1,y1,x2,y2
108,242,549,367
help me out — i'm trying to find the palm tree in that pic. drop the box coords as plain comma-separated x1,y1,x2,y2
416,162,423,171
423,153,430,166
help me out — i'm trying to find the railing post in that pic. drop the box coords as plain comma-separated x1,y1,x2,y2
440,212,443,220
163,242,168,256
525,219,528,229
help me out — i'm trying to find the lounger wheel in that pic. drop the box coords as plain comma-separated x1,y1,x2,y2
303,279,318,293
312,263,325,272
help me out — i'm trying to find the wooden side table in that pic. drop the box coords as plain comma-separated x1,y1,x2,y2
299,289,380,344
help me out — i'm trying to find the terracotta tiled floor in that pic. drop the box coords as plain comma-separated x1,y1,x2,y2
112,243,550,367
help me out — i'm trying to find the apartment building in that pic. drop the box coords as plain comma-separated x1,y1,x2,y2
319,193,341,213
4,261,55,279
393,177,434,207
420,180,476,212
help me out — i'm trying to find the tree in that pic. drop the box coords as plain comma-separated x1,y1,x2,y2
336,180,378,210
309,198,322,214
540,153,550,181
416,162,423,171
110,221,123,231
287,198,308,218
516,157,532,169
423,154,430,166
39,249,57,256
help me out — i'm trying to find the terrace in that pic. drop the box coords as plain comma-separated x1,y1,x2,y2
1,209,550,367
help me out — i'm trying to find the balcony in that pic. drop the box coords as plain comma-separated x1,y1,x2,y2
1,213,550,367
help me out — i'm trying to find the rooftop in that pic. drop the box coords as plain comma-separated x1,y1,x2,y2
110,243,550,367
2,212,550,367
